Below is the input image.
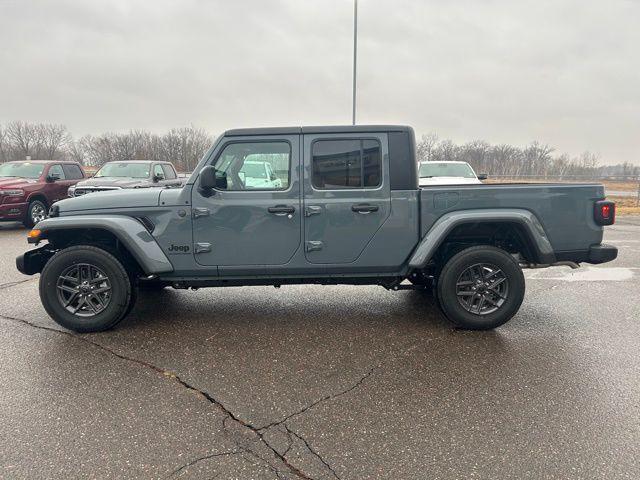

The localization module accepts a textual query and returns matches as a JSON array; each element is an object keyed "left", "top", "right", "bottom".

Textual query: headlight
[
  {"left": 67, "top": 186, "right": 76, "bottom": 197},
  {"left": 0, "top": 189, "right": 24, "bottom": 196}
]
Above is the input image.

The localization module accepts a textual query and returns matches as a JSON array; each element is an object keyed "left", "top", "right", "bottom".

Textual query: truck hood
[
  {"left": 0, "top": 177, "right": 38, "bottom": 188},
  {"left": 54, "top": 187, "right": 162, "bottom": 213},
  {"left": 75, "top": 177, "right": 151, "bottom": 188}
]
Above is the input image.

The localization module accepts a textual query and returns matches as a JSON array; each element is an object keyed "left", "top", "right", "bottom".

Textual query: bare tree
[
  {"left": 0, "top": 124, "right": 6, "bottom": 162},
  {"left": 42, "top": 124, "right": 71, "bottom": 159},
  {"left": 6, "top": 121, "right": 37, "bottom": 159},
  {"left": 416, "top": 133, "right": 438, "bottom": 162}
]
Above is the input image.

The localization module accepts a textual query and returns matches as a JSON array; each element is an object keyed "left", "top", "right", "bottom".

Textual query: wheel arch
[
  {"left": 26, "top": 193, "right": 48, "bottom": 208},
  {"left": 30, "top": 216, "right": 174, "bottom": 276},
  {"left": 408, "top": 209, "right": 556, "bottom": 270}
]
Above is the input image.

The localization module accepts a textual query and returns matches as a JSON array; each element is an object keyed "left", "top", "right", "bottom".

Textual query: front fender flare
[
  {"left": 408, "top": 209, "right": 556, "bottom": 269},
  {"left": 33, "top": 215, "right": 174, "bottom": 274}
]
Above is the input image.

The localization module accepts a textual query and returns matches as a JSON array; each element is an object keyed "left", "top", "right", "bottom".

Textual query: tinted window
[
  {"left": 312, "top": 139, "right": 381, "bottom": 189},
  {"left": 48, "top": 164, "right": 65, "bottom": 180},
  {"left": 213, "top": 142, "right": 290, "bottom": 191},
  {"left": 161, "top": 164, "right": 177, "bottom": 180},
  {"left": 62, "top": 164, "right": 84, "bottom": 180}
]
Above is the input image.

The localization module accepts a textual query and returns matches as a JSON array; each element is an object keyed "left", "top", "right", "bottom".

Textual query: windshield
[
  {"left": 240, "top": 163, "right": 267, "bottom": 179},
  {"left": 419, "top": 162, "right": 476, "bottom": 178},
  {"left": 0, "top": 162, "right": 44, "bottom": 179},
  {"left": 95, "top": 162, "right": 151, "bottom": 178}
]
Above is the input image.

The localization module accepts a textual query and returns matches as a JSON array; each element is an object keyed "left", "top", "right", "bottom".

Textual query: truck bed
[{"left": 419, "top": 183, "right": 605, "bottom": 254}]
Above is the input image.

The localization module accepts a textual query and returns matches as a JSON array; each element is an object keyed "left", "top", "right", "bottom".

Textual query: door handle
[
  {"left": 268, "top": 205, "right": 295, "bottom": 216},
  {"left": 193, "top": 207, "right": 210, "bottom": 219},
  {"left": 351, "top": 204, "right": 379, "bottom": 214}
]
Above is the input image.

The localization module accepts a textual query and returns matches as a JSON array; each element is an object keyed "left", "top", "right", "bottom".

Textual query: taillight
[{"left": 594, "top": 200, "right": 615, "bottom": 226}]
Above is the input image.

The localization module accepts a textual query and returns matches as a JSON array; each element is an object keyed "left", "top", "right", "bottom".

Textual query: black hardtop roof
[{"left": 224, "top": 125, "right": 413, "bottom": 137}]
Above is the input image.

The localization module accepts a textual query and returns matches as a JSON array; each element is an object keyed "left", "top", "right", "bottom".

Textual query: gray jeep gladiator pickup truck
[{"left": 16, "top": 125, "right": 617, "bottom": 332}]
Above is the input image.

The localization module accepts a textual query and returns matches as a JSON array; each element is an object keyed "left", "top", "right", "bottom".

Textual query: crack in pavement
[
  {"left": 168, "top": 450, "right": 241, "bottom": 478},
  {"left": 258, "top": 366, "right": 377, "bottom": 431},
  {"left": 284, "top": 424, "right": 341, "bottom": 480},
  {"left": 1, "top": 314, "right": 371, "bottom": 480},
  {"left": 0, "top": 277, "right": 36, "bottom": 290}
]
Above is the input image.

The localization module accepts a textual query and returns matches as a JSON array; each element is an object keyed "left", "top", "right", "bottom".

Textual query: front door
[
  {"left": 191, "top": 135, "right": 301, "bottom": 268},
  {"left": 302, "top": 133, "right": 391, "bottom": 264},
  {"left": 46, "top": 164, "right": 75, "bottom": 203}
]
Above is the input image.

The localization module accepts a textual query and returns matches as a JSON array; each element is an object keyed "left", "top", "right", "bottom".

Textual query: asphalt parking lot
[{"left": 1, "top": 218, "right": 639, "bottom": 480}]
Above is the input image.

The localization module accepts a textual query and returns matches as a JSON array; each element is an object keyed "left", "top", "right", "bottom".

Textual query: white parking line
[{"left": 525, "top": 266, "right": 639, "bottom": 282}]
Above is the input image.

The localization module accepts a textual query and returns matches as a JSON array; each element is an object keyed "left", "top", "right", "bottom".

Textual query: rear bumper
[
  {"left": 554, "top": 243, "right": 618, "bottom": 265},
  {"left": 588, "top": 244, "right": 618, "bottom": 264},
  {"left": 0, "top": 202, "right": 27, "bottom": 221}
]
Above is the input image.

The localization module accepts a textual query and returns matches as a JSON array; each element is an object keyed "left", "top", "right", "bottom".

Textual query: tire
[
  {"left": 24, "top": 199, "right": 48, "bottom": 228},
  {"left": 39, "top": 245, "right": 135, "bottom": 332},
  {"left": 436, "top": 245, "right": 525, "bottom": 330}
]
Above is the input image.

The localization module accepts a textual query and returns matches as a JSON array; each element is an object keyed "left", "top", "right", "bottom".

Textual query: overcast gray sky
[{"left": 1, "top": 0, "right": 638, "bottom": 164}]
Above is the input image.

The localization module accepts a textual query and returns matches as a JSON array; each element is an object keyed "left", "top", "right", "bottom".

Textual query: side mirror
[
  {"left": 46, "top": 173, "right": 61, "bottom": 182},
  {"left": 153, "top": 174, "right": 165, "bottom": 183},
  {"left": 477, "top": 173, "right": 488, "bottom": 181},
  {"left": 199, "top": 166, "right": 227, "bottom": 192}
]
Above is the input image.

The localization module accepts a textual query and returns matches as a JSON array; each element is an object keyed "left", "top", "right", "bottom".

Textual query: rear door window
[
  {"left": 311, "top": 139, "right": 381, "bottom": 189},
  {"left": 62, "top": 164, "right": 84, "bottom": 179}
]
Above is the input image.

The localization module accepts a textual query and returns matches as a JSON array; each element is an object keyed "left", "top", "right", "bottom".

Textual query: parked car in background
[
  {"left": 0, "top": 160, "right": 86, "bottom": 227},
  {"left": 68, "top": 160, "right": 182, "bottom": 197},
  {"left": 239, "top": 160, "right": 283, "bottom": 189},
  {"left": 419, "top": 161, "right": 487, "bottom": 186}
]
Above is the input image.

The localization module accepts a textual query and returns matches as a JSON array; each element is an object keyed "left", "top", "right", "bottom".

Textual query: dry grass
[
  {"left": 608, "top": 195, "right": 640, "bottom": 215},
  {"left": 602, "top": 180, "right": 640, "bottom": 192}
]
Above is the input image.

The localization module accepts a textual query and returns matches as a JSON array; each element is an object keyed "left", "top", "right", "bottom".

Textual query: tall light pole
[{"left": 352, "top": 0, "right": 358, "bottom": 125}]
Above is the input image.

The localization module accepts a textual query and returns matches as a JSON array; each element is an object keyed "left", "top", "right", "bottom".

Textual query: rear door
[
  {"left": 302, "top": 133, "right": 391, "bottom": 264},
  {"left": 191, "top": 135, "right": 302, "bottom": 268}
]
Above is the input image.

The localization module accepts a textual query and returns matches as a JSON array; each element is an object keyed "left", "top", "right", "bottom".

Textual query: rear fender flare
[{"left": 408, "top": 209, "right": 556, "bottom": 268}]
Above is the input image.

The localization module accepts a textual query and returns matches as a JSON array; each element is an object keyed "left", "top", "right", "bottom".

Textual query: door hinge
[
  {"left": 305, "top": 241, "right": 323, "bottom": 252},
  {"left": 193, "top": 207, "right": 210, "bottom": 219},
  {"left": 304, "top": 205, "right": 322, "bottom": 217},
  {"left": 194, "top": 242, "right": 212, "bottom": 254}
]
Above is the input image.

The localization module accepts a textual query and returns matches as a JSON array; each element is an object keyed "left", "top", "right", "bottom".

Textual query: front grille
[{"left": 74, "top": 186, "right": 121, "bottom": 196}]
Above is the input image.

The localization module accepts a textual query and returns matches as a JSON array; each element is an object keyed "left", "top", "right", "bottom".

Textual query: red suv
[{"left": 0, "top": 160, "right": 86, "bottom": 227}]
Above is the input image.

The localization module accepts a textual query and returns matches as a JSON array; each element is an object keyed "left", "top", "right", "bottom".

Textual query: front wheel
[
  {"left": 436, "top": 246, "right": 525, "bottom": 330},
  {"left": 24, "top": 199, "right": 47, "bottom": 228},
  {"left": 39, "top": 245, "right": 136, "bottom": 332}
]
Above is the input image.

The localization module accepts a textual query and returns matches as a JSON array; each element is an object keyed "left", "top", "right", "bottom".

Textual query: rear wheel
[
  {"left": 24, "top": 199, "right": 47, "bottom": 228},
  {"left": 436, "top": 246, "right": 525, "bottom": 330},
  {"left": 39, "top": 245, "right": 135, "bottom": 332}
]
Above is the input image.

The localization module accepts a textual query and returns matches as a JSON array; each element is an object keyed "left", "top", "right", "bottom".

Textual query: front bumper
[
  {"left": 588, "top": 244, "right": 618, "bottom": 264},
  {"left": 16, "top": 245, "right": 55, "bottom": 275},
  {"left": 0, "top": 201, "right": 27, "bottom": 221}
]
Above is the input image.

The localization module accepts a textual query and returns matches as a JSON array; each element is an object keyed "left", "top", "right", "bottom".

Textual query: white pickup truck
[{"left": 419, "top": 161, "right": 487, "bottom": 186}]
